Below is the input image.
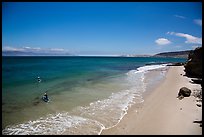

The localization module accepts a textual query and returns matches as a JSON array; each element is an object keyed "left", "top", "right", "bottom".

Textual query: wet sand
[{"left": 101, "top": 66, "right": 202, "bottom": 135}]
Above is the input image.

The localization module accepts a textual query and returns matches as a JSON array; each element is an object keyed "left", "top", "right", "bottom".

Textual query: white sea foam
[
  {"left": 2, "top": 113, "right": 104, "bottom": 135},
  {"left": 2, "top": 64, "right": 168, "bottom": 135},
  {"left": 69, "top": 65, "right": 147, "bottom": 133},
  {"left": 136, "top": 64, "right": 168, "bottom": 73}
]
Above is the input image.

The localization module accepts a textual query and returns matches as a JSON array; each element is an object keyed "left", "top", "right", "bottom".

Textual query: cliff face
[{"left": 184, "top": 47, "right": 202, "bottom": 78}]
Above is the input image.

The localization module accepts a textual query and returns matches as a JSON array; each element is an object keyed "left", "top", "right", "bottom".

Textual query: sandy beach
[{"left": 101, "top": 66, "right": 202, "bottom": 135}]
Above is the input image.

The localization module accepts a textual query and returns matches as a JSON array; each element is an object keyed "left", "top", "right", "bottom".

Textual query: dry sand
[{"left": 101, "top": 66, "right": 202, "bottom": 135}]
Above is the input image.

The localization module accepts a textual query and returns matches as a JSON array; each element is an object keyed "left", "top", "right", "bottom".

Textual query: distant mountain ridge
[
  {"left": 153, "top": 50, "right": 193, "bottom": 58},
  {"left": 2, "top": 49, "right": 194, "bottom": 58},
  {"left": 2, "top": 51, "right": 73, "bottom": 56}
]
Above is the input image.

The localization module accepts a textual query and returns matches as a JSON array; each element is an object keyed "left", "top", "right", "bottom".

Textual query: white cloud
[
  {"left": 23, "top": 47, "right": 41, "bottom": 50},
  {"left": 3, "top": 46, "right": 69, "bottom": 55},
  {"left": 194, "top": 19, "right": 202, "bottom": 26},
  {"left": 3, "top": 46, "right": 25, "bottom": 52},
  {"left": 24, "top": 46, "right": 31, "bottom": 49},
  {"left": 174, "top": 15, "right": 186, "bottom": 19},
  {"left": 50, "top": 48, "right": 65, "bottom": 52},
  {"left": 167, "top": 32, "right": 202, "bottom": 44},
  {"left": 166, "top": 32, "right": 174, "bottom": 35},
  {"left": 155, "top": 38, "right": 171, "bottom": 45},
  {"left": 32, "top": 47, "right": 41, "bottom": 50}
]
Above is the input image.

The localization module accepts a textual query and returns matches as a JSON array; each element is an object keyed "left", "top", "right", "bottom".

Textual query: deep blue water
[{"left": 2, "top": 56, "right": 186, "bottom": 87}]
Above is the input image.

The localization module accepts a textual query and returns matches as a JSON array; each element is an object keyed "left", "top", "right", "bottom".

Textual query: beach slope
[{"left": 101, "top": 66, "right": 202, "bottom": 135}]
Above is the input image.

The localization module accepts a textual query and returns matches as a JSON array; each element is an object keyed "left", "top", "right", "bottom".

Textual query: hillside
[{"left": 153, "top": 50, "right": 193, "bottom": 58}]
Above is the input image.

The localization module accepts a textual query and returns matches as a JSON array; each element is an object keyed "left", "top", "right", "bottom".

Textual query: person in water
[
  {"left": 37, "top": 76, "right": 41, "bottom": 82},
  {"left": 43, "top": 92, "right": 48, "bottom": 100}
]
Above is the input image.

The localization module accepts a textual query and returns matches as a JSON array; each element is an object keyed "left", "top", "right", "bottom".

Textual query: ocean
[{"left": 2, "top": 56, "right": 186, "bottom": 135}]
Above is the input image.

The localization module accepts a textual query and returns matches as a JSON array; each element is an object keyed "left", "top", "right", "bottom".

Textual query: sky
[{"left": 2, "top": 2, "right": 202, "bottom": 56}]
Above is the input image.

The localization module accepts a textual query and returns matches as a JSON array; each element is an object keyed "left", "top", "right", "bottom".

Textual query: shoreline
[
  {"left": 101, "top": 66, "right": 202, "bottom": 135},
  {"left": 3, "top": 65, "right": 201, "bottom": 135}
]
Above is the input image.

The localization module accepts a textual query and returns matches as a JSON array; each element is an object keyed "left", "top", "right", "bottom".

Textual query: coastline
[
  {"left": 3, "top": 64, "right": 201, "bottom": 135},
  {"left": 101, "top": 66, "right": 202, "bottom": 135}
]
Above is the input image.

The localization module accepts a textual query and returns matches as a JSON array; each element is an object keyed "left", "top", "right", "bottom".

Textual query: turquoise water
[{"left": 2, "top": 56, "right": 186, "bottom": 134}]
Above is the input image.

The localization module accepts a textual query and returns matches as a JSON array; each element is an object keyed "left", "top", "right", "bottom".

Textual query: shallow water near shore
[{"left": 2, "top": 56, "right": 186, "bottom": 135}]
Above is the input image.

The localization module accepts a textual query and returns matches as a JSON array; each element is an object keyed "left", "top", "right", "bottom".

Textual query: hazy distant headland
[
  {"left": 2, "top": 49, "right": 194, "bottom": 58},
  {"left": 120, "top": 50, "right": 193, "bottom": 58},
  {"left": 2, "top": 51, "right": 73, "bottom": 56},
  {"left": 153, "top": 50, "right": 193, "bottom": 58}
]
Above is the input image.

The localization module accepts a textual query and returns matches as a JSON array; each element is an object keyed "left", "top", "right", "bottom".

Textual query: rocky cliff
[{"left": 184, "top": 47, "right": 202, "bottom": 78}]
